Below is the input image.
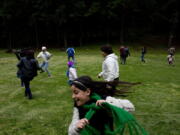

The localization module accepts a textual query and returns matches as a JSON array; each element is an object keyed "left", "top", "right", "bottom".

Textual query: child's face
[
  {"left": 71, "top": 85, "right": 90, "bottom": 106},
  {"left": 101, "top": 51, "right": 107, "bottom": 57}
]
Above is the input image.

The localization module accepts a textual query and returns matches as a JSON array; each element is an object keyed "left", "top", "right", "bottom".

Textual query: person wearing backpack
[
  {"left": 66, "top": 47, "right": 75, "bottom": 62},
  {"left": 14, "top": 48, "right": 30, "bottom": 87},
  {"left": 17, "top": 50, "right": 39, "bottom": 99}
]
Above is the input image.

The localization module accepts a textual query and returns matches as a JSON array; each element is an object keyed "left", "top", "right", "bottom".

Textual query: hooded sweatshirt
[{"left": 98, "top": 53, "right": 119, "bottom": 81}]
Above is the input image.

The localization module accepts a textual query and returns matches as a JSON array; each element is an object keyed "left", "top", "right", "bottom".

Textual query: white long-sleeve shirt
[
  {"left": 68, "top": 97, "right": 135, "bottom": 135},
  {"left": 37, "top": 51, "right": 52, "bottom": 62},
  {"left": 99, "top": 53, "right": 119, "bottom": 81},
  {"left": 69, "top": 67, "right": 78, "bottom": 81}
]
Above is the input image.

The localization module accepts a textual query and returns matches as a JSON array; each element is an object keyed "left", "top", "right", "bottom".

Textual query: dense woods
[{"left": 0, "top": 0, "right": 179, "bottom": 48}]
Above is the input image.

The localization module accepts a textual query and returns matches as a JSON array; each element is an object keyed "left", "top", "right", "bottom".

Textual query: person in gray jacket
[{"left": 98, "top": 45, "right": 119, "bottom": 81}]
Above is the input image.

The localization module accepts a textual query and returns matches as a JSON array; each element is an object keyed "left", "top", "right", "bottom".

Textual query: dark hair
[
  {"left": 72, "top": 76, "right": 116, "bottom": 97},
  {"left": 26, "top": 49, "right": 35, "bottom": 59},
  {"left": 71, "top": 76, "right": 140, "bottom": 98},
  {"left": 100, "top": 45, "right": 113, "bottom": 55},
  {"left": 72, "top": 76, "right": 93, "bottom": 91},
  {"left": 14, "top": 48, "right": 35, "bottom": 60}
]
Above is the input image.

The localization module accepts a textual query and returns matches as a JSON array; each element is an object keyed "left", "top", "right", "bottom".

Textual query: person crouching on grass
[{"left": 68, "top": 76, "right": 148, "bottom": 135}]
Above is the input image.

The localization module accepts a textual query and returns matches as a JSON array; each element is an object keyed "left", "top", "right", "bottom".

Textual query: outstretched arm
[
  {"left": 68, "top": 107, "right": 80, "bottom": 135},
  {"left": 96, "top": 97, "right": 135, "bottom": 112},
  {"left": 13, "top": 50, "right": 21, "bottom": 60}
]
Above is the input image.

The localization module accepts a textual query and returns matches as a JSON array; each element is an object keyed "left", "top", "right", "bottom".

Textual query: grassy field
[{"left": 0, "top": 45, "right": 179, "bottom": 135}]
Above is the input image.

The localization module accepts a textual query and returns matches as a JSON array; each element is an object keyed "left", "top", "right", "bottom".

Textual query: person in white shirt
[
  {"left": 168, "top": 46, "right": 175, "bottom": 55},
  {"left": 37, "top": 46, "right": 52, "bottom": 77},
  {"left": 98, "top": 45, "right": 119, "bottom": 82},
  {"left": 67, "top": 61, "right": 78, "bottom": 85},
  {"left": 167, "top": 54, "right": 175, "bottom": 65}
]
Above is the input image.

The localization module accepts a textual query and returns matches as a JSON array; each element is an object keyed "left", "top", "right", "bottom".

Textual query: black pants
[
  {"left": 114, "top": 78, "right": 119, "bottom": 81},
  {"left": 108, "top": 78, "right": 119, "bottom": 96},
  {"left": 22, "top": 77, "right": 32, "bottom": 99},
  {"left": 120, "top": 55, "right": 127, "bottom": 64}
]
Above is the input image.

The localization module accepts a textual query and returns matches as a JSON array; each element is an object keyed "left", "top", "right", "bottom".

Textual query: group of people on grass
[
  {"left": 15, "top": 46, "right": 52, "bottom": 99},
  {"left": 66, "top": 45, "right": 148, "bottom": 134},
  {"left": 119, "top": 45, "right": 176, "bottom": 65},
  {"left": 66, "top": 47, "right": 77, "bottom": 85},
  {"left": 15, "top": 46, "right": 77, "bottom": 99},
  {"left": 15, "top": 44, "right": 176, "bottom": 135},
  {"left": 119, "top": 46, "right": 147, "bottom": 64}
]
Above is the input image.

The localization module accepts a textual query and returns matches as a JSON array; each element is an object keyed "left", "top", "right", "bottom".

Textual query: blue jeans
[{"left": 40, "top": 61, "right": 51, "bottom": 76}]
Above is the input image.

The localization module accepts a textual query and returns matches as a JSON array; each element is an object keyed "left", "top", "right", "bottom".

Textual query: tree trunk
[
  {"left": 34, "top": 19, "right": 39, "bottom": 49},
  {"left": 79, "top": 22, "right": 83, "bottom": 46},
  {"left": 120, "top": 11, "right": 125, "bottom": 45},
  {"left": 106, "top": 23, "right": 110, "bottom": 44},
  {"left": 168, "top": 11, "right": 178, "bottom": 47},
  {"left": 120, "top": 6, "right": 125, "bottom": 45},
  {"left": 8, "top": 31, "right": 12, "bottom": 49},
  {"left": 56, "top": 25, "right": 60, "bottom": 48},
  {"left": 79, "top": 35, "right": 83, "bottom": 47},
  {"left": 63, "top": 31, "right": 67, "bottom": 48},
  {"left": 56, "top": 16, "right": 62, "bottom": 48},
  {"left": 168, "top": 34, "right": 174, "bottom": 47}
]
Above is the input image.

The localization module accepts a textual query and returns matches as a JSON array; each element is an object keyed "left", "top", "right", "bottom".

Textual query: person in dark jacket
[
  {"left": 17, "top": 50, "right": 39, "bottom": 99},
  {"left": 14, "top": 48, "right": 31, "bottom": 87},
  {"left": 141, "top": 46, "right": 147, "bottom": 63},
  {"left": 119, "top": 46, "right": 125, "bottom": 64},
  {"left": 123, "top": 46, "right": 130, "bottom": 64},
  {"left": 119, "top": 46, "right": 130, "bottom": 64}
]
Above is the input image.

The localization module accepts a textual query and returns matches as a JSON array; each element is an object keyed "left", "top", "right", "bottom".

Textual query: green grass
[{"left": 0, "top": 45, "right": 179, "bottom": 135}]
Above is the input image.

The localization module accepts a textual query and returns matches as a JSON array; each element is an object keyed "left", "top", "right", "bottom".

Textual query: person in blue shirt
[{"left": 66, "top": 47, "right": 75, "bottom": 62}]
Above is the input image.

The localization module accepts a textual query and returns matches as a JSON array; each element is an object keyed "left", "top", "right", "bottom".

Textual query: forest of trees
[{"left": 0, "top": 0, "right": 179, "bottom": 49}]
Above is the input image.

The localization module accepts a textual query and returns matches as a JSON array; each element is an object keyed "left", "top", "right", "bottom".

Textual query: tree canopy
[{"left": 0, "top": 0, "right": 179, "bottom": 48}]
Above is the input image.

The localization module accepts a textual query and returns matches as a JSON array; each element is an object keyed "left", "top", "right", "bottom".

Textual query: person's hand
[
  {"left": 97, "top": 75, "right": 101, "bottom": 78},
  {"left": 76, "top": 118, "right": 89, "bottom": 129},
  {"left": 96, "top": 100, "right": 106, "bottom": 106}
]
